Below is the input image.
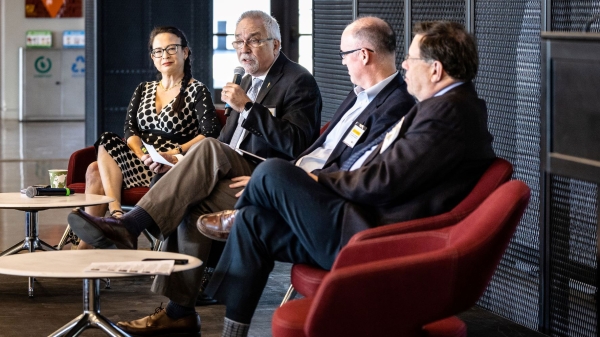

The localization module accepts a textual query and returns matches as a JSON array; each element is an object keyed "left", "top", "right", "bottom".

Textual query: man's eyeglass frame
[
  {"left": 339, "top": 47, "right": 375, "bottom": 60},
  {"left": 231, "top": 38, "right": 274, "bottom": 50},
  {"left": 403, "top": 54, "right": 432, "bottom": 62}
]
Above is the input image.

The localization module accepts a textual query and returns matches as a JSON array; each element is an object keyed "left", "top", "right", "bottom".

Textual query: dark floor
[{"left": 0, "top": 120, "right": 549, "bottom": 336}]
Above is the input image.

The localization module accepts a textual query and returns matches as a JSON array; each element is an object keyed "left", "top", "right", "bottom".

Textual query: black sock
[
  {"left": 121, "top": 206, "right": 156, "bottom": 237},
  {"left": 165, "top": 300, "right": 196, "bottom": 319}
]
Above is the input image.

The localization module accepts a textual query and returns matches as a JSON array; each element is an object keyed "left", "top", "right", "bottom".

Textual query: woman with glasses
[{"left": 78, "top": 26, "right": 220, "bottom": 249}]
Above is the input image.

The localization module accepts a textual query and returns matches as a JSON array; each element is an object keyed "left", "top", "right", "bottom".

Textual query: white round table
[
  {"left": 0, "top": 250, "right": 202, "bottom": 337},
  {"left": 0, "top": 193, "right": 114, "bottom": 296}
]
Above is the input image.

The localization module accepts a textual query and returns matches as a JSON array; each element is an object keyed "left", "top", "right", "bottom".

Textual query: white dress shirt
[{"left": 296, "top": 71, "right": 399, "bottom": 172}]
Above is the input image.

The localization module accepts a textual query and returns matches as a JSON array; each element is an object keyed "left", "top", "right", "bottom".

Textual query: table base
[
  {"left": 49, "top": 279, "right": 131, "bottom": 337},
  {"left": 0, "top": 236, "right": 56, "bottom": 256},
  {"left": 0, "top": 210, "right": 57, "bottom": 297}
]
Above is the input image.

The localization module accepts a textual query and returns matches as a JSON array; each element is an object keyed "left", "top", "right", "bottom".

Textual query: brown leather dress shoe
[
  {"left": 117, "top": 306, "right": 200, "bottom": 336},
  {"left": 67, "top": 208, "right": 137, "bottom": 250},
  {"left": 197, "top": 210, "right": 238, "bottom": 241}
]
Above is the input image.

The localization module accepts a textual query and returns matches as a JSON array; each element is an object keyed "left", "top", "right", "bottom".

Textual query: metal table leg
[
  {"left": 0, "top": 211, "right": 57, "bottom": 256},
  {"left": 0, "top": 211, "right": 57, "bottom": 297},
  {"left": 48, "top": 279, "right": 131, "bottom": 337}
]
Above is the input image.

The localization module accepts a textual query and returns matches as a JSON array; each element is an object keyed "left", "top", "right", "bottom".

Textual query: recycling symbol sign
[
  {"left": 34, "top": 56, "right": 52, "bottom": 74},
  {"left": 72, "top": 55, "right": 85, "bottom": 74}
]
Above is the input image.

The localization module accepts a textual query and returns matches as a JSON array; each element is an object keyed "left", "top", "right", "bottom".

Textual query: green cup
[{"left": 49, "top": 169, "right": 68, "bottom": 188}]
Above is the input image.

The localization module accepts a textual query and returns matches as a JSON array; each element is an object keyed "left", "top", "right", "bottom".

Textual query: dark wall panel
[
  {"left": 547, "top": 2, "right": 599, "bottom": 336},
  {"left": 411, "top": 0, "right": 465, "bottom": 27},
  {"left": 474, "top": 0, "right": 541, "bottom": 330},
  {"left": 313, "top": 0, "right": 354, "bottom": 125},
  {"left": 85, "top": 0, "right": 212, "bottom": 145},
  {"left": 548, "top": 176, "right": 597, "bottom": 337},
  {"left": 357, "top": 0, "right": 406, "bottom": 69}
]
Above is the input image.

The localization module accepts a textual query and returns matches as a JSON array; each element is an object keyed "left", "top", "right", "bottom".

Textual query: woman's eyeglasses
[{"left": 150, "top": 44, "right": 183, "bottom": 58}]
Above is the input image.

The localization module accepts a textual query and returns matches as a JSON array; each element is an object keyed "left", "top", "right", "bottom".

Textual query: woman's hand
[
  {"left": 229, "top": 176, "right": 251, "bottom": 197},
  {"left": 142, "top": 153, "right": 176, "bottom": 174}
]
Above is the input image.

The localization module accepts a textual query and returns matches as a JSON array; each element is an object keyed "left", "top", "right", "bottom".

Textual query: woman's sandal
[{"left": 109, "top": 209, "right": 125, "bottom": 218}]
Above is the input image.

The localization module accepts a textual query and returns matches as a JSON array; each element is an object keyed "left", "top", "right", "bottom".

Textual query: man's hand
[
  {"left": 229, "top": 176, "right": 251, "bottom": 197},
  {"left": 221, "top": 82, "right": 251, "bottom": 112}
]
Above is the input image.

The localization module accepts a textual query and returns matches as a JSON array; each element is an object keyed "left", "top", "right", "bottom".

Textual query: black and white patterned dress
[{"left": 95, "top": 80, "right": 220, "bottom": 188}]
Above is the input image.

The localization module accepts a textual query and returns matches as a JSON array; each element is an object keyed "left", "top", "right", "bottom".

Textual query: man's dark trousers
[{"left": 204, "top": 159, "right": 346, "bottom": 323}]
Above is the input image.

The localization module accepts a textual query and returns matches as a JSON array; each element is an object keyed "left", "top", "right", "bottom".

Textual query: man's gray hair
[{"left": 237, "top": 10, "right": 282, "bottom": 46}]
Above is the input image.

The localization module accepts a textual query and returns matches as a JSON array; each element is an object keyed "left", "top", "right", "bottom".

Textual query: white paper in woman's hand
[{"left": 142, "top": 142, "right": 174, "bottom": 167}]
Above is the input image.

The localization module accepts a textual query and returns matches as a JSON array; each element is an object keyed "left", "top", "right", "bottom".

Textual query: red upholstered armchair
[
  {"left": 57, "top": 109, "right": 227, "bottom": 249},
  {"left": 272, "top": 180, "right": 530, "bottom": 337},
  {"left": 285, "top": 157, "right": 513, "bottom": 303}
]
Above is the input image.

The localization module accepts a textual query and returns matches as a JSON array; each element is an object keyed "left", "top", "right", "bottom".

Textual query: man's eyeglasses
[
  {"left": 231, "top": 38, "right": 274, "bottom": 49},
  {"left": 339, "top": 47, "right": 374, "bottom": 60},
  {"left": 404, "top": 54, "right": 430, "bottom": 62},
  {"left": 150, "top": 44, "right": 183, "bottom": 58}
]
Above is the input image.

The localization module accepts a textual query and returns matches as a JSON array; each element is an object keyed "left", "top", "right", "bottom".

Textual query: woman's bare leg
[
  {"left": 77, "top": 146, "right": 124, "bottom": 249},
  {"left": 78, "top": 161, "right": 107, "bottom": 249},
  {"left": 84, "top": 161, "right": 108, "bottom": 216},
  {"left": 96, "top": 145, "right": 124, "bottom": 214}
]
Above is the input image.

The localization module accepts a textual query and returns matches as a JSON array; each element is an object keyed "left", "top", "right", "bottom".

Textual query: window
[
  {"left": 298, "top": 1, "right": 313, "bottom": 73},
  {"left": 213, "top": 1, "right": 271, "bottom": 89},
  {"left": 212, "top": 1, "right": 313, "bottom": 90}
]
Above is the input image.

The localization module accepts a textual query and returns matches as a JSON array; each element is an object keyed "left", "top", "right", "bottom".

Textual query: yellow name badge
[{"left": 343, "top": 122, "right": 367, "bottom": 148}]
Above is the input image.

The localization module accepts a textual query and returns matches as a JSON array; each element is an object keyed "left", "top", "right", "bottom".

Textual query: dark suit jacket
[
  {"left": 297, "top": 73, "right": 415, "bottom": 174},
  {"left": 218, "top": 53, "right": 322, "bottom": 160},
  {"left": 318, "top": 82, "right": 496, "bottom": 243}
]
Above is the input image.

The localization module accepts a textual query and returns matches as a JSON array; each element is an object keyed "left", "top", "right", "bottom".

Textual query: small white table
[
  {"left": 0, "top": 193, "right": 114, "bottom": 255},
  {"left": 0, "top": 250, "right": 202, "bottom": 337},
  {"left": 0, "top": 193, "right": 114, "bottom": 297}
]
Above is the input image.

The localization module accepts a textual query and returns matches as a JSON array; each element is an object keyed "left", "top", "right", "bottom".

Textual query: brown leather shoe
[
  {"left": 117, "top": 306, "right": 200, "bottom": 336},
  {"left": 67, "top": 208, "right": 137, "bottom": 250},
  {"left": 197, "top": 210, "right": 238, "bottom": 241}
]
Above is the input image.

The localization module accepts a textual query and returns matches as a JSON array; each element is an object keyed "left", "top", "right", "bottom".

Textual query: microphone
[
  {"left": 26, "top": 186, "right": 74, "bottom": 198},
  {"left": 224, "top": 66, "right": 246, "bottom": 117}
]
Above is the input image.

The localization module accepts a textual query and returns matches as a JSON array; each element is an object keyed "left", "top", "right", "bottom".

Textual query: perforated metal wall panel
[
  {"left": 473, "top": 0, "right": 542, "bottom": 330},
  {"left": 548, "top": 176, "right": 597, "bottom": 337},
  {"left": 357, "top": 0, "right": 406, "bottom": 69},
  {"left": 313, "top": 0, "right": 354, "bottom": 125},
  {"left": 547, "top": 2, "right": 599, "bottom": 336},
  {"left": 552, "top": 1, "right": 600, "bottom": 32},
  {"left": 411, "top": 0, "right": 465, "bottom": 27},
  {"left": 85, "top": 0, "right": 212, "bottom": 144}
]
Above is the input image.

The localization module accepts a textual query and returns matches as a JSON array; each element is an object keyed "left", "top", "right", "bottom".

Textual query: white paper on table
[
  {"left": 142, "top": 142, "right": 174, "bottom": 167},
  {"left": 84, "top": 260, "right": 175, "bottom": 275}
]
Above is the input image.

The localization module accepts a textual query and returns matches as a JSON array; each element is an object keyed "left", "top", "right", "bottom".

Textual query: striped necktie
[{"left": 229, "top": 78, "right": 263, "bottom": 148}]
